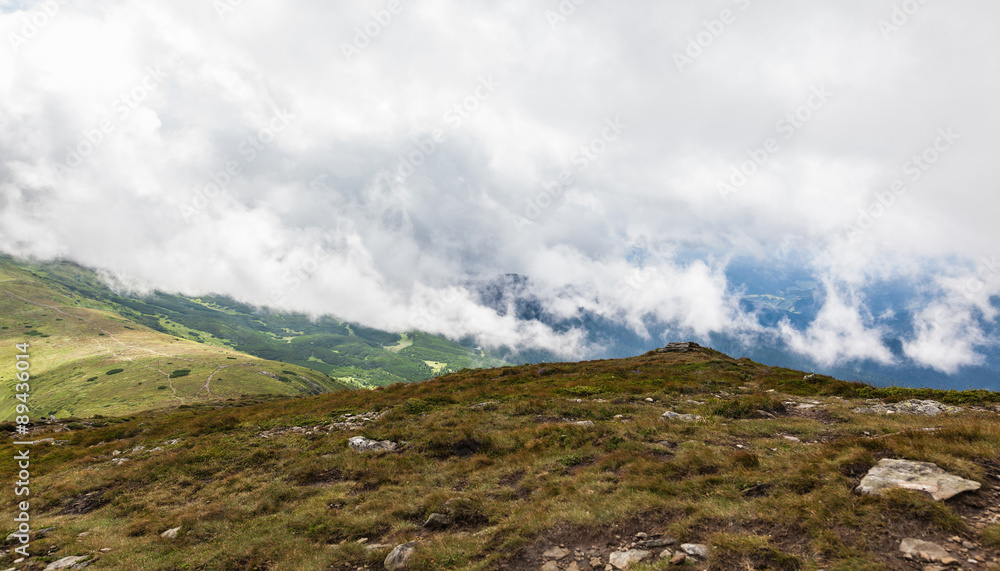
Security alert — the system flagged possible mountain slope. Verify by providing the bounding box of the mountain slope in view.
[0,259,353,418]
[2,346,998,570]
[14,257,506,387]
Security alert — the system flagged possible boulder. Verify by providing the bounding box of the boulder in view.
[857,459,981,501]
[384,542,416,570]
[349,436,400,453]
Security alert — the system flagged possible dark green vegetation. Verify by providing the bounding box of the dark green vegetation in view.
[2,348,998,570]
[12,257,505,387]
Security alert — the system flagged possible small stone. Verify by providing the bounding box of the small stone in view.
[608,549,651,568]
[645,398,654,402]
[940,557,958,565]
[100,548,111,553]
[670,552,686,565]
[590,557,604,567]
[543,546,571,560]
[422,513,451,531]
[659,549,673,559]
[566,562,581,571]
[635,532,648,540]
[784,435,801,443]
[161,526,181,539]
[539,562,560,571]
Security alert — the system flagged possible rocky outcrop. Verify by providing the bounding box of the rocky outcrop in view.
[852,399,962,416]
[656,342,702,353]
[857,459,981,501]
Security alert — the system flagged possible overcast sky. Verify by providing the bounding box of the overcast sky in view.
[1,0,998,370]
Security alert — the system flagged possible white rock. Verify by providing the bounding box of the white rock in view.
[899,538,950,562]
[161,526,181,539]
[681,543,711,559]
[608,549,651,568]
[857,459,981,501]
[349,436,400,453]
[43,557,89,571]
[384,542,416,570]
[661,411,700,422]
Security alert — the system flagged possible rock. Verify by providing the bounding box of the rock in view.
[348,436,400,453]
[899,538,950,562]
[543,546,571,559]
[574,420,595,427]
[644,397,654,402]
[857,459,981,501]
[853,399,962,416]
[539,562,560,571]
[566,562,581,571]
[637,537,676,548]
[590,557,604,567]
[681,543,710,560]
[608,549,651,568]
[161,526,181,539]
[661,411,700,422]
[783,435,801,443]
[657,342,702,353]
[384,542,416,570]
[422,513,451,531]
[670,552,687,565]
[43,557,89,571]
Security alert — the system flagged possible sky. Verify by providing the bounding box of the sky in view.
[1,0,998,372]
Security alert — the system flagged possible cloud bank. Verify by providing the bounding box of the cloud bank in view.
[1,0,999,370]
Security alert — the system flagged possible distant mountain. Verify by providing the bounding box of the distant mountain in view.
[473,264,1000,392]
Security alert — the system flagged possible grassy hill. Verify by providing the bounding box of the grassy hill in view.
[0,258,355,418]
[6,257,506,389]
[2,346,999,570]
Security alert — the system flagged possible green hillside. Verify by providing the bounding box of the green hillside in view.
[0,259,356,418]
[1,347,998,570]
[11,257,506,387]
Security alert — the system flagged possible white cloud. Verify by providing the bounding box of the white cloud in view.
[1,1,999,367]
